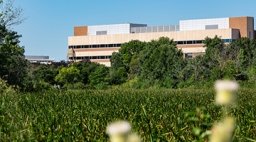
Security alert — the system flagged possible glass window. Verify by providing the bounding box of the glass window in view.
[205,25,218,30]
[96,31,107,35]
[177,41,183,44]
[187,41,193,44]
[195,40,203,44]
[185,53,193,59]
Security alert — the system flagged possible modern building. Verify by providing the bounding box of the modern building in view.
[68,16,255,67]
[25,55,54,64]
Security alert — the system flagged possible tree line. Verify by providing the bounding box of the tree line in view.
[109,37,256,88]
[3,34,256,92]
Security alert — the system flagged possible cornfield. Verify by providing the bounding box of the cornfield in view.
[0,89,255,141]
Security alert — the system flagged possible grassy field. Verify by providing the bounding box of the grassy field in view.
[0,89,256,141]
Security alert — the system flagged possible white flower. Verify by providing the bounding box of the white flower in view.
[214,80,239,92]
[214,80,239,105]
[127,133,141,142]
[106,121,131,142]
[108,135,126,142]
[106,121,131,135]
[210,117,235,142]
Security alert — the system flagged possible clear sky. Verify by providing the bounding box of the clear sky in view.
[13,0,256,61]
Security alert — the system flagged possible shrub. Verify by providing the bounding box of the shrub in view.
[0,78,15,94]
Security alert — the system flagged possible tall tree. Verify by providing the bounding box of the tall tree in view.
[110,40,146,84]
[0,0,23,27]
[139,37,184,88]
[0,23,28,86]
[0,0,28,87]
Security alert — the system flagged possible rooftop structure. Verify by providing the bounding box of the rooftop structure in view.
[68,16,255,66]
[25,55,54,64]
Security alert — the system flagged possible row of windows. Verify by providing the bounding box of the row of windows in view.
[176,40,203,44]
[69,39,234,49]
[70,54,194,61]
[69,56,111,60]
[69,44,122,49]
[175,39,233,45]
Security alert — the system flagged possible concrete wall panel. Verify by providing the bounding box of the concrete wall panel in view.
[180,18,229,31]
[69,29,233,45]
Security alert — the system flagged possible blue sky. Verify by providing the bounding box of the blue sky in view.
[14,0,256,61]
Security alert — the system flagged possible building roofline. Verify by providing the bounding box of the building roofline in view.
[180,16,254,21]
[230,16,254,18]
[75,16,254,28]
[75,23,147,27]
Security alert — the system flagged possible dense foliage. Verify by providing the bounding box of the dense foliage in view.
[0,0,28,89]
[138,37,184,88]
[110,36,256,89]
[0,89,255,141]
[7,36,254,91]
[0,23,28,87]
[23,36,256,91]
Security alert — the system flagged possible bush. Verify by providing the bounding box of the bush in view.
[63,82,86,90]
[0,78,15,94]
[21,76,53,92]
[55,66,81,85]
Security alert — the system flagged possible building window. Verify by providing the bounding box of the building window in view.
[205,25,218,30]
[96,31,107,35]
[177,41,184,44]
[185,53,193,59]
[68,43,122,49]
[195,40,203,44]
[187,41,193,44]
[69,56,112,60]
[223,39,233,43]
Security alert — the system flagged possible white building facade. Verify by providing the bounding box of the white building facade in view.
[68,16,255,66]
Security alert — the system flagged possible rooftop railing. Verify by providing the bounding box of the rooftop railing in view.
[130,25,180,33]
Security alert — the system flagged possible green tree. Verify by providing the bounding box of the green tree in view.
[0,0,23,26]
[0,0,28,89]
[74,62,100,85]
[203,36,224,66]
[110,40,146,84]
[0,24,28,87]
[33,65,59,85]
[218,38,256,81]
[89,65,109,88]
[109,52,127,84]
[139,37,184,88]
[179,56,209,87]
[203,36,228,81]
[118,40,146,72]
[228,38,256,69]
[55,66,81,85]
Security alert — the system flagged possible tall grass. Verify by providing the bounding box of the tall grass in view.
[0,89,255,141]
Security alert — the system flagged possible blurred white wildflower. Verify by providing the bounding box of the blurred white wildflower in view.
[127,133,141,142]
[215,80,239,92]
[210,117,235,142]
[214,80,239,105]
[106,121,131,142]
